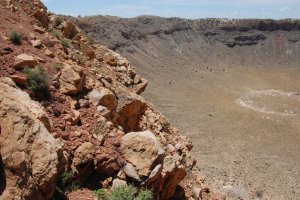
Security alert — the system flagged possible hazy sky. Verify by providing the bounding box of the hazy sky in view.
[42,0,300,19]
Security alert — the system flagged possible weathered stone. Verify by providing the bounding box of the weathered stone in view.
[33,9,49,27]
[72,142,95,180]
[62,21,78,39]
[10,74,26,85]
[14,54,38,70]
[121,131,165,177]
[81,42,95,59]
[114,87,147,132]
[111,179,127,191]
[94,150,120,176]
[60,64,86,95]
[88,88,117,110]
[31,39,43,48]
[44,49,54,58]
[133,75,141,84]
[34,25,46,34]
[123,162,141,182]
[0,78,65,200]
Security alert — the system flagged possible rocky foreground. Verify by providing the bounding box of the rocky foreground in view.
[0,0,224,200]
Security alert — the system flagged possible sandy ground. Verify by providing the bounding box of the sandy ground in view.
[133,62,300,200]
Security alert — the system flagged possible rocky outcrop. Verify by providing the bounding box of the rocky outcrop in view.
[88,87,117,110]
[121,131,165,177]
[0,78,65,200]
[60,63,86,95]
[114,87,147,132]
[14,54,38,70]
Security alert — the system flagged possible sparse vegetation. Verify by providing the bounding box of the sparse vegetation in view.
[162,121,171,131]
[53,63,62,71]
[95,185,153,200]
[23,66,49,95]
[54,16,64,28]
[57,170,79,193]
[50,28,60,39]
[74,53,85,64]
[10,31,21,45]
[87,36,95,44]
[61,38,71,48]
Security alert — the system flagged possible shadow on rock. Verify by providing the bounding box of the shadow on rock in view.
[0,154,6,195]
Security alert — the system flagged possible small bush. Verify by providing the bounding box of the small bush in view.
[53,63,62,71]
[87,36,95,44]
[23,66,49,95]
[74,53,84,64]
[162,121,171,131]
[61,38,70,48]
[95,185,153,200]
[10,31,21,44]
[54,16,64,27]
[51,29,60,39]
[57,170,79,194]
[95,189,111,200]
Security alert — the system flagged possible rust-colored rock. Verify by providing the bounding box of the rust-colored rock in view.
[60,63,86,95]
[114,87,147,132]
[88,87,117,110]
[14,54,38,70]
[0,78,65,200]
[121,130,165,177]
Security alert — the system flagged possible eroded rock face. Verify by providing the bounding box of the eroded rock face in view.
[121,131,165,177]
[88,87,117,110]
[0,78,65,200]
[62,21,79,39]
[60,63,86,95]
[114,87,147,132]
[14,54,38,70]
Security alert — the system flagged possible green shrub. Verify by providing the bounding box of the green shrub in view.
[10,31,21,44]
[23,66,49,94]
[57,170,79,194]
[61,38,70,48]
[53,63,62,71]
[74,53,84,64]
[51,29,60,39]
[87,36,95,44]
[54,16,64,27]
[95,189,111,200]
[95,185,153,200]
[162,121,171,131]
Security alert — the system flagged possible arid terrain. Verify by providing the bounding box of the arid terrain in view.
[73,16,300,199]
[1,1,225,200]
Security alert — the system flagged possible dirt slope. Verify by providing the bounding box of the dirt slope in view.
[73,16,300,199]
[0,1,225,200]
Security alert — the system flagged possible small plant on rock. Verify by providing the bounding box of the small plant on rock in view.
[61,37,70,48]
[162,121,171,131]
[23,66,49,95]
[10,31,21,45]
[95,185,153,200]
[53,63,62,71]
[50,28,60,39]
[54,16,64,27]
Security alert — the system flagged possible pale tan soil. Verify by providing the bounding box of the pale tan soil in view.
[137,65,300,200]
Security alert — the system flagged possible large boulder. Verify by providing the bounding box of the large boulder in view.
[60,63,86,95]
[14,54,38,70]
[121,131,165,177]
[88,87,117,110]
[0,78,65,200]
[114,87,147,132]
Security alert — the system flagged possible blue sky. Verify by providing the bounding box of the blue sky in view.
[42,0,300,19]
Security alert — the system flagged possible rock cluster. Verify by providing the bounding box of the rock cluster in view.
[0,1,224,200]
